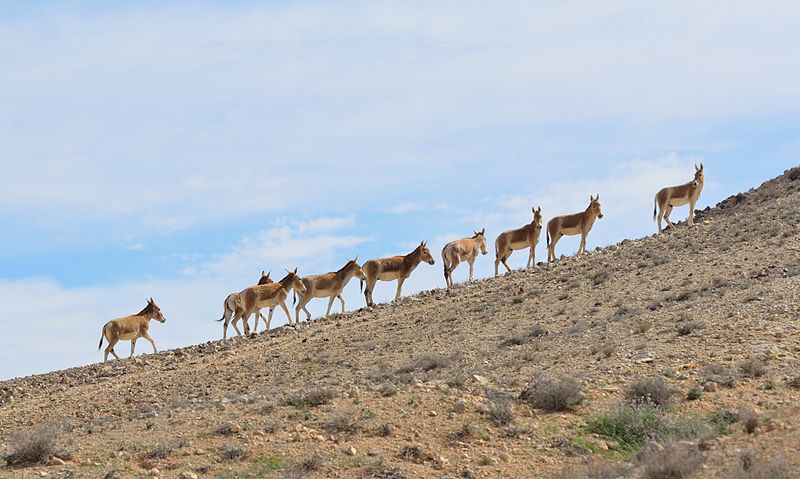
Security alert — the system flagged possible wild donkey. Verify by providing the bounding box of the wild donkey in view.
[363,241,435,307]
[442,229,487,287]
[98,298,166,362]
[547,195,603,262]
[494,207,543,276]
[229,268,307,337]
[294,258,365,323]
[217,271,272,338]
[653,164,704,234]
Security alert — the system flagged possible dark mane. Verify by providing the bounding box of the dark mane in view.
[336,260,356,274]
[137,302,155,316]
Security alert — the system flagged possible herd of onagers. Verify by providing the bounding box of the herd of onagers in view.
[98,165,705,361]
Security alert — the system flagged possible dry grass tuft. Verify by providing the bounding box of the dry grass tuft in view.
[4,424,59,466]
[519,374,584,412]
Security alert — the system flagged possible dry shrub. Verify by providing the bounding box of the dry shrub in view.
[4,424,59,466]
[220,444,249,462]
[739,359,768,379]
[734,449,792,479]
[639,442,704,479]
[285,387,337,407]
[701,364,738,388]
[519,374,584,412]
[450,423,482,443]
[395,353,450,374]
[677,321,705,336]
[625,377,679,408]
[738,409,760,434]
[486,396,514,427]
[322,411,362,435]
[551,460,630,479]
[786,376,800,389]
[360,457,409,479]
[283,449,324,479]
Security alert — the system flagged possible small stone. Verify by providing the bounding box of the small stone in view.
[344,446,357,456]
[47,457,66,466]
[462,468,477,478]
[451,400,467,413]
[178,472,198,479]
[148,468,160,476]
[428,410,438,417]
[704,382,718,392]
[472,375,489,386]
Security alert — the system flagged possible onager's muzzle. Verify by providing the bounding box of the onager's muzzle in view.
[598,214,604,219]
[427,259,436,265]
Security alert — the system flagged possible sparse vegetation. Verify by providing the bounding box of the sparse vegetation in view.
[738,409,760,434]
[739,359,768,379]
[701,364,738,388]
[285,387,337,408]
[519,374,584,412]
[4,424,59,466]
[638,442,704,479]
[485,396,515,427]
[733,450,792,479]
[395,353,451,374]
[220,444,249,462]
[551,460,630,479]
[501,324,547,346]
[322,411,362,435]
[625,377,679,408]
[677,320,705,336]
[686,386,703,401]
[282,450,324,479]
[585,404,666,452]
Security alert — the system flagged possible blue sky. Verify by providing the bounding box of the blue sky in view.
[1,1,798,380]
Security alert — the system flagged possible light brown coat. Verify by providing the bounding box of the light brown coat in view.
[226,269,307,338]
[443,229,487,287]
[547,196,604,262]
[653,164,704,234]
[495,207,543,275]
[295,259,365,322]
[363,242,435,306]
[98,298,166,362]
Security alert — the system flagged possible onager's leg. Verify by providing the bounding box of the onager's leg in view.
[501,250,513,273]
[688,200,697,225]
[253,308,263,333]
[446,258,461,287]
[231,314,243,337]
[527,247,535,270]
[325,295,336,316]
[365,277,377,306]
[395,277,406,301]
[579,232,587,255]
[130,339,137,358]
[337,294,346,313]
[104,337,120,362]
[657,204,666,234]
[295,296,309,324]
[266,308,275,331]
[549,233,562,262]
[143,332,157,353]
[468,257,476,281]
[664,205,675,230]
[279,300,293,326]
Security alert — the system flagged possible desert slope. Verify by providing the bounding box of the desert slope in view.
[1,167,799,479]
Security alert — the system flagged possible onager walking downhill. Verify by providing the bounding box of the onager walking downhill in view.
[98,298,166,362]
[229,268,307,337]
[547,195,604,262]
[294,258,366,323]
[363,241,435,307]
[653,163,705,234]
[217,271,272,338]
[494,207,543,276]
[442,229,487,287]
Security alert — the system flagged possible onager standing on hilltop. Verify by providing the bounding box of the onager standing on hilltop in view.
[442,229,487,287]
[363,242,435,307]
[547,196,604,262]
[294,258,365,323]
[653,163,705,234]
[218,271,272,337]
[227,268,307,338]
[98,298,166,362]
[494,207,543,276]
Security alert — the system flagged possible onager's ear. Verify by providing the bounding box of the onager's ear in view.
[700,163,704,170]
[293,267,298,274]
[590,195,595,202]
[536,206,541,213]
[481,228,485,235]
[596,194,600,200]
[695,163,700,171]
[261,270,265,276]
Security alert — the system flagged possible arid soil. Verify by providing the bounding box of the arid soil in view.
[1,168,799,479]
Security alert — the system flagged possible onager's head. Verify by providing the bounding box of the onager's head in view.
[694,163,704,184]
[145,297,166,323]
[283,268,307,295]
[532,206,543,230]
[350,257,366,280]
[257,270,273,285]
[418,241,435,265]
[588,195,603,219]
[473,229,488,255]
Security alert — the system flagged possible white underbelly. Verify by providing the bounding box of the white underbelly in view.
[378,271,401,281]
[668,197,690,207]
[509,240,530,250]
[118,332,139,341]
[560,225,581,236]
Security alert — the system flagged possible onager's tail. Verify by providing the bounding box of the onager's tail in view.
[98,326,105,350]
[359,279,364,293]
[216,296,235,322]
[443,263,449,282]
[292,291,297,306]
[546,230,551,247]
[653,197,657,221]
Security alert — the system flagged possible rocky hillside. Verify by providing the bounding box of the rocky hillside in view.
[1,168,800,479]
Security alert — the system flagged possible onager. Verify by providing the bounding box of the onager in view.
[231,268,307,337]
[294,258,366,323]
[217,270,272,339]
[442,229,487,287]
[547,195,604,262]
[98,298,166,362]
[494,206,543,276]
[363,241,435,307]
[653,163,704,234]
